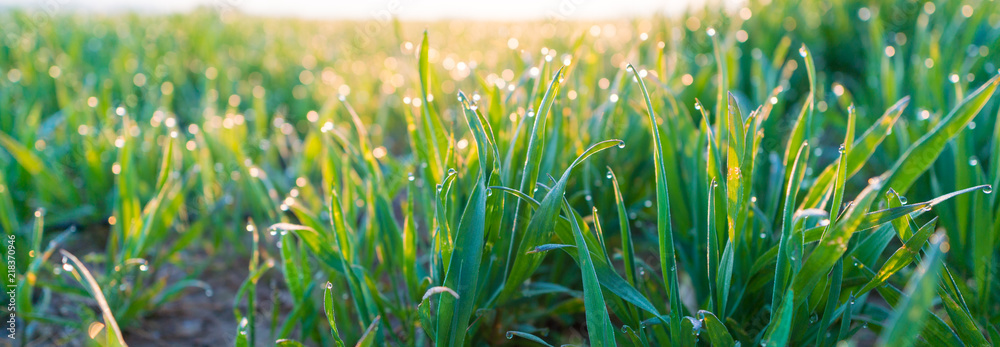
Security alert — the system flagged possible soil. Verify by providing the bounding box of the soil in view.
[8,224,292,347]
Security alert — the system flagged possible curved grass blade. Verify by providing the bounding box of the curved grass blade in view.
[435,109,491,347]
[884,75,999,193]
[502,67,565,290]
[801,98,908,209]
[819,105,856,241]
[854,184,992,231]
[772,142,809,311]
[607,167,638,288]
[59,250,128,347]
[500,139,621,302]
[707,179,720,312]
[788,174,885,309]
[323,282,346,347]
[763,289,794,347]
[856,264,962,346]
[814,260,843,346]
[525,243,576,254]
[858,218,937,295]
[697,310,735,347]
[356,316,381,347]
[496,184,667,329]
[876,234,948,347]
[629,63,683,339]
[562,197,616,346]
[505,331,554,347]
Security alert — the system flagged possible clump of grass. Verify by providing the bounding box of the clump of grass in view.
[1,0,999,345]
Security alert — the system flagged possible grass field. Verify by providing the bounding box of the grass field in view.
[2,0,1000,345]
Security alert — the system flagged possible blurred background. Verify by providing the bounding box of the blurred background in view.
[0,0,743,20]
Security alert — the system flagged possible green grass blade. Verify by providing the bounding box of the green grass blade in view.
[59,250,128,347]
[697,310,735,347]
[763,288,794,347]
[884,75,999,193]
[801,98,908,209]
[435,110,490,347]
[562,197,616,346]
[629,63,683,339]
[772,142,809,310]
[505,331,554,347]
[356,316,381,347]
[876,233,948,347]
[501,139,621,302]
[323,282,347,347]
[501,66,565,300]
[858,217,938,295]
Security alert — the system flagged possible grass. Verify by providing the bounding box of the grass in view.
[1,0,1000,345]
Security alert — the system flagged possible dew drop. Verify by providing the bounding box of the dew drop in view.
[408,173,415,182]
[918,110,930,120]
[448,168,457,176]
[606,170,613,179]
[617,141,626,148]
[838,144,846,154]
[760,233,766,239]
[487,188,494,197]
[984,185,993,194]
[809,314,817,323]
[269,229,278,236]
[885,189,896,200]
[62,263,73,271]
[706,27,716,37]
[139,264,148,272]
[327,282,334,289]
[694,103,701,110]
[898,196,908,204]
[436,184,443,192]
[969,157,979,166]
[506,332,514,339]
[644,200,653,208]
[799,45,808,57]
[205,289,214,297]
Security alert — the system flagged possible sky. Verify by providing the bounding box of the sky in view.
[0,0,744,20]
